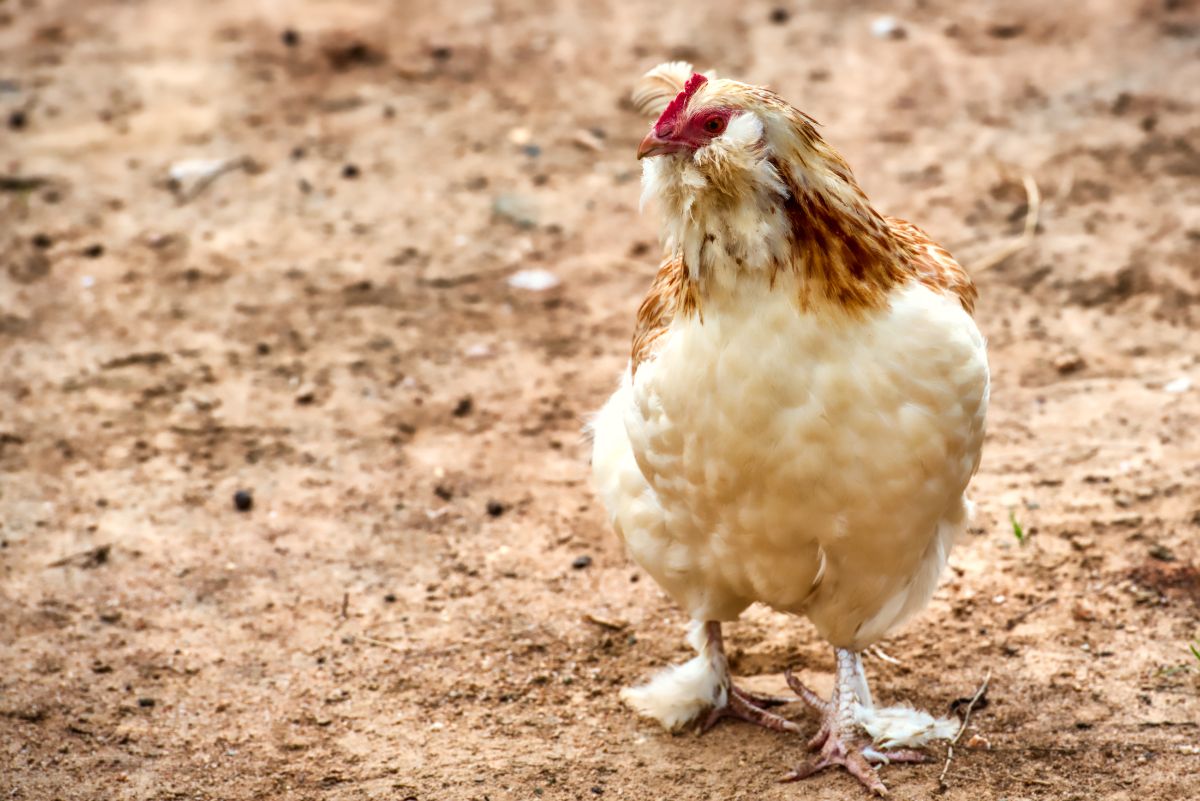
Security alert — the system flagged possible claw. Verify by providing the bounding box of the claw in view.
[782,650,935,795]
[700,684,801,734]
[781,758,824,782]
[782,751,889,797]
[862,746,929,765]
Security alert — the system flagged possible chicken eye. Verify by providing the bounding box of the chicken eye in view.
[704,116,726,134]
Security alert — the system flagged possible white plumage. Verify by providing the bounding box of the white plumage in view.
[596,277,985,634]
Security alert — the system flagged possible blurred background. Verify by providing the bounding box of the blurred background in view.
[2,1,1198,799]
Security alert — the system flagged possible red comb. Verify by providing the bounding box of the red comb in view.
[653,73,708,134]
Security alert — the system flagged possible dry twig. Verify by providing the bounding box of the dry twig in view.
[0,174,53,192]
[168,156,254,203]
[583,612,629,631]
[867,644,902,665]
[48,544,112,569]
[938,669,992,792]
[359,635,407,655]
[972,175,1040,272]
[1005,596,1056,631]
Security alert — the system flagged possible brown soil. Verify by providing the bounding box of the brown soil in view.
[3,1,1199,799]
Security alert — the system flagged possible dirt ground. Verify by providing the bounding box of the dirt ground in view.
[2,1,1199,799]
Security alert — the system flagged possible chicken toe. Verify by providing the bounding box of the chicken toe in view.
[700,684,801,734]
[782,725,929,796]
[782,650,935,796]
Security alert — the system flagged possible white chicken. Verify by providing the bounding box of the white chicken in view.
[590,63,989,795]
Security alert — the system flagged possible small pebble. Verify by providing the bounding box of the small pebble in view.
[1053,353,1086,375]
[82,243,105,258]
[1149,543,1175,562]
[507,269,560,291]
[870,16,907,39]
[571,129,604,152]
[281,28,300,47]
[384,593,397,603]
[486,500,506,517]
[137,697,156,708]
[430,45,452,61]
[8,110,26,130]
[572,555,593,570]
[769,7,790,24]
[233,490,254,512]
[452,396,473,417]
[1072,601,1096,622]
[342,164,360,179]
[987,23,1024,39]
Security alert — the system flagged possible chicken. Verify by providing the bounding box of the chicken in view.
[590,63,988,795]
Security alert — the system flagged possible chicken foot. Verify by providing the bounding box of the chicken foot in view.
[698,621,801,734]
[782,649,927,796]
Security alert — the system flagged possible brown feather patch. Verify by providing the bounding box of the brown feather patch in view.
[633,80,976,321]
[631,256,699,375]
[769,153,976,316]
[888,217,978,314]
[772,158,909,312]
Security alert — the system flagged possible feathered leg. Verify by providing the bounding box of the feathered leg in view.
[783,649,934,797]
[620,620,799,733]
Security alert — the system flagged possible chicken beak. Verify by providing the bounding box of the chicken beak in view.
[637,130,685,160]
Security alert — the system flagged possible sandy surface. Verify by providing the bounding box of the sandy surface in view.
[3,1,1200,799]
